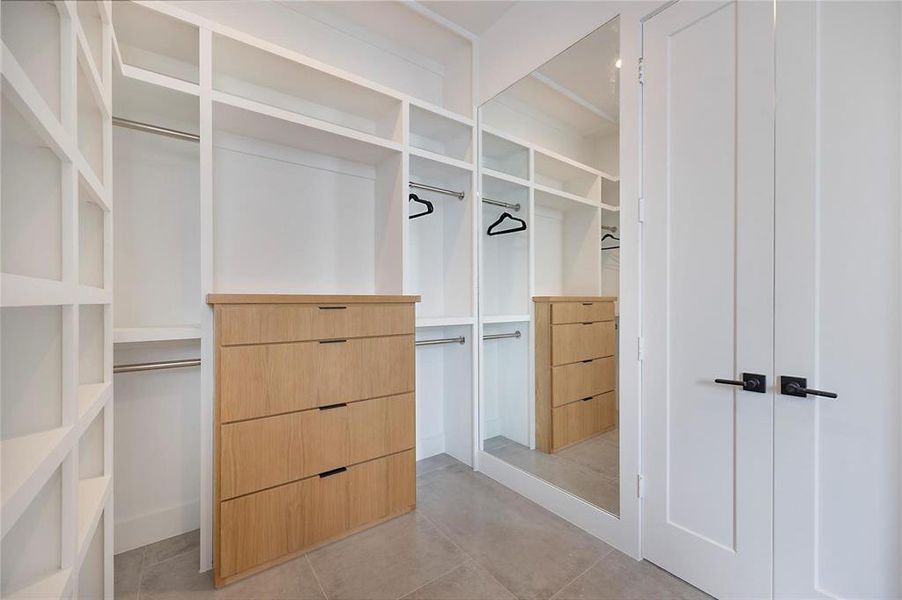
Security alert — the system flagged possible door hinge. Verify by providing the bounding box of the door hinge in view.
[638,196,646,223]
[638,58,645,85]
[637,336,645,361]
[637,474,646,498]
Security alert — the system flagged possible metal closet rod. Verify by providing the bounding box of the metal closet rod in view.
[410,181,465,200]
[415,336,466,347]
[483,330,521,341]
[112,116,200,143]
[482,197,521,212]
[114,359,201,374]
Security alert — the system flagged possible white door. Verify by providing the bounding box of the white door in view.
[641,2,775,598]
[774,2,901,598]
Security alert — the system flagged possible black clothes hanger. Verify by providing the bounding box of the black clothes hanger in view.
[602,233,620,251]
[408,193,434,219]
[487,211,527,236]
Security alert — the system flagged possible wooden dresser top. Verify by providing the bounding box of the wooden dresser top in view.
[207,294,421,305]
[532,295,617,303]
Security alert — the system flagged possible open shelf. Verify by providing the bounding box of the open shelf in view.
[1,0,61,120]
[415,324,473,465]
[483,315,531,325]
[602,177,620,209]
[213,34,403,144]
[534,150,600,202]
[113,1,199,84]
[534,184,599,211]
[534,193,601,297]
[2,467,64,597]
[416,316,475,328]
[482,173,530,318]
[275,2,473,118]
[481,321,530,448]
[78,411,105,481]
[408,154,474,321]
[213,99,404,294]
[113,326,201,344]
[113,77,200,333]
[482,130,529,181]
[409,104,473,164]
[78,382,111,421]
[78,61,105,183]
[77,502,106,600]
[79,185,105,289]
[79,305,105,386]
[1,94,63,282]
[76,1,104,84]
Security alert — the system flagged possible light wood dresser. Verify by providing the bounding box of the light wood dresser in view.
[534,296,617,453]
[207,294,420,586]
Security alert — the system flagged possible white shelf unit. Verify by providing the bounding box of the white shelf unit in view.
[103,2,479,569]
[112,0,199,84]
[1,1,114,598]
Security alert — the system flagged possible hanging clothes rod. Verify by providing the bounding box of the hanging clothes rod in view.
[482,197,521,212]
[410,181,465,200]
[602,225,618,233]
[112,116,200,143]
[415,336,466,347]
[483,330,521,341]
[114,359,201,374]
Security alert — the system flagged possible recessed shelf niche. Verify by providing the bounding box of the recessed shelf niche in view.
[113,1,199,84]
[1,0,61,119]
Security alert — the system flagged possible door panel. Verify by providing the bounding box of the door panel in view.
[642,2,774,597]
[774,3,902,598]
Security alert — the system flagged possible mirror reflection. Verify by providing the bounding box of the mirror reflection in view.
[479,17,621,516]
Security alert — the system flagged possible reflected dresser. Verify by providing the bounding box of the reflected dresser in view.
[207,294,419,586]
[534,296,617,453]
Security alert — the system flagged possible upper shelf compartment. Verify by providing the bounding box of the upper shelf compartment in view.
[1,0,62,120]
[482,130,529,182]
[409,104,473,165]
[534,150,600,204]
[212,34,403,144]
[113,1,199,84]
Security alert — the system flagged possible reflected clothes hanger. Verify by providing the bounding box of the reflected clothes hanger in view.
[408,193,434,219]
[602,232,620,251]
[487,211,527,236]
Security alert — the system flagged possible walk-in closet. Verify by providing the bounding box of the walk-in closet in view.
[2,2,899,599]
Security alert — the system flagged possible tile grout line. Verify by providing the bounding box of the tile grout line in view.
[416,510,518,599]
[393,556,469,600]
[135,546,147,600]
[548,547,615,600]
[305,553,330,600]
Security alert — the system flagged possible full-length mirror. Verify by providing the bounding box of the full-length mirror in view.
[479,17,621,516]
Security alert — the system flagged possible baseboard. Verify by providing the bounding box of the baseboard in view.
[114,500,200,554]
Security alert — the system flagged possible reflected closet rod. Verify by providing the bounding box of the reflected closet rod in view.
[114,359,201,374]
[602,225,618,233]
[415,336,466,347]
[409,181,465,200]
[483,330,521,341]
[112,116,200,143]
[482,197,521,212]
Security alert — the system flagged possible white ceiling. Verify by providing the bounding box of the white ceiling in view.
[418,1,516,35]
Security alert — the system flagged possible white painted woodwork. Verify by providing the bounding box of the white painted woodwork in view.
[1,1,114,597]
[773,3,901,598]
[641,2,775,598]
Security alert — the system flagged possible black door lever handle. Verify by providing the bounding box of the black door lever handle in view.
[714,372,766,393]
[781,376,837,399]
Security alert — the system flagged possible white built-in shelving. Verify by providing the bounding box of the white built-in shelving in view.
[1,2,113,597]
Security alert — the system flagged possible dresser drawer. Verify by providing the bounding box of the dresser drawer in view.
[551,301,614,325]
[219,303,415,345]
[219,469,349,578]
[551,356,615,407]
[220,405,350,500]
[348,449,415,529]
[552,392,615,450]
[220,335,415,422]
[551,322,615,365]
[349,393,415,464]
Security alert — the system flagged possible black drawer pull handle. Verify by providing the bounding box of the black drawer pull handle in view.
[581,396,593,402]
[318,306,347,310]
[319,403,347,411]
[319,467,347,478]
[581,359,594,364]
[319,339,348,344]
[582,322,593,325]
[582,303,593,306]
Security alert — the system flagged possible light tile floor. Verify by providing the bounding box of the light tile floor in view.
[115,454,706,600]
[485,429,620,515]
